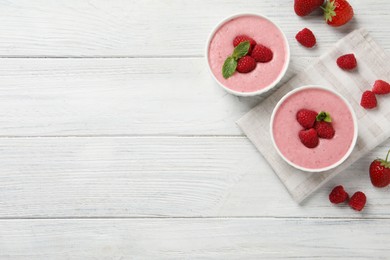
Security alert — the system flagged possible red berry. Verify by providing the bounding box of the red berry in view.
[349,191,366,211]
[299,128,319,148]
[314,121,335,139]
[372,80,390,95]
[324,0,354,27]
[370,161,390,188]
[369,149,390,188]
[296,109,318,129]
[236,56,256,73]
[295,28,316,48]
[233,35,257,55]
[360,90,377,109]
[329,185,349,204]
[294,0,325,17]
[337,54,357,70]
[251,44,273,63]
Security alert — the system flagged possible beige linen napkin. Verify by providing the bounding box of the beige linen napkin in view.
[237,28,390,203]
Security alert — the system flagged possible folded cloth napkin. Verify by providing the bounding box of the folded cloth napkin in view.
[237,28,390,203]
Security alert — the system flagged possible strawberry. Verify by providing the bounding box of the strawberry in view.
[323,0,354,27]
[251,44,273,63]
[296,109,318,129]
[294,0,325,17]
[299,128,319,148]
[236,56,256,73]
[372,80,390,95]
[360,90,377,109]
[329,185,349,204]
[315,121,335,139]
[295,28,316,48]
[337,54,357,70]
[369,149,390,188]
[349,191,366,211]
[233,35,257,55]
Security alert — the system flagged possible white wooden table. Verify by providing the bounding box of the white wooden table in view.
[1,0,389,258]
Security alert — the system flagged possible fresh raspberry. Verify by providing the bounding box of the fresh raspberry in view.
[236,56,256,73]
[372,80,390,95]
[299,128,319,148]
[250,44,273,63]
[360,90,377,109]
[233,35,257,55]
[295,28,316,48]
[314,121,335,139]
[296,109,318,129]
[349,191,366,211]
[294,0,325,17]
[329,185,349,204]
[337,54,357,70]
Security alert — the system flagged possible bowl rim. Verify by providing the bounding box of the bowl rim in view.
[269,85,359,173]
[205,13,291,97]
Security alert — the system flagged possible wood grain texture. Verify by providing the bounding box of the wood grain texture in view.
[1,218,390,259]
[0,57,311,136]
[0,136,389,218]
[0,0,388,57]
[0,0,389,258]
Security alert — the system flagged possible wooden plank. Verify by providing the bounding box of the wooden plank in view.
[1,218,390,259]
[0,0,388,57]
[0,136,389,218]
[0,57,310,136]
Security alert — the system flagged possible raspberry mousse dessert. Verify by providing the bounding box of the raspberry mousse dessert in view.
[207,14,290,96]
[270,86,358,172]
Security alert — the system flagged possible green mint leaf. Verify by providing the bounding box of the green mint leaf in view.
[221,41,250,79]
[316,111,332,122]
[222,56,237,79]
[232,41,250,60]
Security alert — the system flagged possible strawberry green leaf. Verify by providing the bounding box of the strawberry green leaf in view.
[222,56,237,79]
[232,41,250,60]
[316,111,332,122]
[378,150,390,168]
[323,0,337,22]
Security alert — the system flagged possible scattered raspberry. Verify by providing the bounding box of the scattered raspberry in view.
[233,35,257,55]
[329,185,349,204]
[372,80,390,95]
[294,0,325,17]
[295,28,316,48]
[337,54,357,70]
[236,56,256,73]
[296,109,318,129]
[299,128,319,148]
[360,90,377,109]
[250,44,273,63]
[349,191,366,211]
[314,121,335,139]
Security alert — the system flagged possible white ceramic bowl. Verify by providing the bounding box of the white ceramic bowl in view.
[270,86,358,172]
[206,13,290,97]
